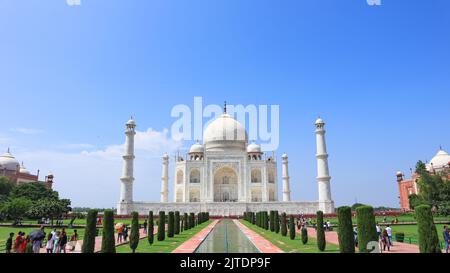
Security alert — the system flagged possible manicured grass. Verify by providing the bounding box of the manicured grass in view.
[322,214,449,226]
[115,220,212,253]
[392,224,447,246]
[240,220,340,253]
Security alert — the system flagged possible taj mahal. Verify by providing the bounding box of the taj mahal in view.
[117,105,335,216]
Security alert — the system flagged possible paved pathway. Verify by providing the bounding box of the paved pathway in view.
[303,228,420,253]
[233,220,284,253]
[172,220,219,253]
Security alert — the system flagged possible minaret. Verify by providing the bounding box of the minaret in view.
[315,118,334,213]
[119,118,136,206]
[281,154,291,202]
[161,153,169,203]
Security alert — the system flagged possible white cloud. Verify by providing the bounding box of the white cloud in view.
[10,128,44,135]
[14,128,181,208]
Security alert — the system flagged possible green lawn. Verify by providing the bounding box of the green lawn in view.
[240,221,340,253]
[115,220,212,253]
[392,224,447,246]
[321,214,449,226]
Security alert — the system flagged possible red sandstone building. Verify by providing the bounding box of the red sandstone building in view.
[0,148,54,189]
[397,149,450,211]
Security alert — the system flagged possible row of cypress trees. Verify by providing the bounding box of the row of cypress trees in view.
[244,211,300,242]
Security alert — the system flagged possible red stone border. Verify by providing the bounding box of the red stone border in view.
[172,220,220,253]
[233,220,284,253]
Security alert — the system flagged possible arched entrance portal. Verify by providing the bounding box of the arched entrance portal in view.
[214,167,238,202]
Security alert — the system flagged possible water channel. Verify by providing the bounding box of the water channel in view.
[195,219,260,253]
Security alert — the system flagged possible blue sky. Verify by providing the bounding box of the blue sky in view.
[0,0,449,208]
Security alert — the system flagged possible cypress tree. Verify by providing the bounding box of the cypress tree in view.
[289,216,296,240]
[252,212,256,225]
[274,211,280,234]
[168,212,175,238]
[82,209,98,253]
[416,205,441,253]
[129,212,140,253]
[184,213,189,230]
[174,211,180,235]
[317,211,326,252]
[264,212,269,230]
[337,206,355,253]
[101,210,116,253]
[281,213,287,237]
[356,206,378,253]
[189,213,195,229]
[270,211,275,232]
[301,227,308,245]
[148,211,154,245]
[158,211,166,241]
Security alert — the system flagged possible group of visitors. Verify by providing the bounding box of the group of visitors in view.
[376,223,393,252]
[5,226,78,254]
[116,224,130,244]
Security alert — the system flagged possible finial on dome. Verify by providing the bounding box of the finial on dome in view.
[7,147,10,153]
[224,101,227,114]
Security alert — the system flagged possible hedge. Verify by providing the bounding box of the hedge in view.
[281,213,287,237]
[148,211,154,245]
[168,212,175,238]
[316,211,326,252]
[158,211,166,241]
[129,212,140,253]
[270,211,275,232]
[174,211,180,235]
[415,205,441,253]
[289,216,296,240]
[301,227,308,245]
[101,210,116,253]
[356,206,378,253]
[81,210,98,253]
[337,206,355,253]
[184,213,189,231]
[274,211,280,234]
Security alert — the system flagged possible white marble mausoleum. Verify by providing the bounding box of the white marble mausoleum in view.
[117,106,335,216]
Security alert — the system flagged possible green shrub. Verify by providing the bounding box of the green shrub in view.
[289,216,296,240]
[101,210,116,253]
[264,211,269,230]
[148,211,154,245]
[129,212,140,253]
[415,205,441,253]
[174,211,180,235]
[158,211,166,241]
[270,211,275,232]
[337,206,355,253]
[168,212,175,238]
[356,206,378,253]
[184,213,189,230]
[301,227,308,245]
[189,213,195,229]
[81,209,98,253]
[274,211,280,234]
[281,213,287,237]
[316,211,326,252]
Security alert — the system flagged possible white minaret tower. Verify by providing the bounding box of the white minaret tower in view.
[119,118,136,214]
[315,118,334,213]
[161,153,169,203]
[281,154,291,202]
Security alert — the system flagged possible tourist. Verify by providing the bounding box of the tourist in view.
[117,225,124,243]
[5,233,14,254]
[123,225,129,241]
[13,232,23,253]
[20,233,28,253]
[53,231,61,253]
[385,225,393,246]
[381,229,390,252]
[24,236,33,254]
[353,227,358,247]
[443,226,450,254]
[376,223,382,239]
[51,228,57,241]
[46,233,54,254]
[327,220,332,231]
[143,219,148,234]
[59,228,68,254]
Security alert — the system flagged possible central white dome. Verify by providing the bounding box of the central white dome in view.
[427,149,450,170]
[203,113,248,152]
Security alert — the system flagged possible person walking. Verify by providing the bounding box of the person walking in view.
[13,232,23,253]
[117,225,124,243]
[143,220,148,235]
[20,233,27,253]
[59,228,68,254]
[385,225,393,247]
[376,223,382,239]
[443,226,450,254]
[5,233,14,254]
[381,229,390,252]
[24,237,33,253]
[123,225,129,241]
[46,233,54,254]
[53,231,61,253]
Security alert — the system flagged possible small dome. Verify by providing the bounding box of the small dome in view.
[427,149,450,170]
[282,153,288,159]
[315,118,325,125]
[247,142,261,153]
[203,113,248,151]
[126,118,136,126]
[189,142,204,154]
[19,162,30,174]
[0,150,20,171]
[396,171,403,176]
[163,153,169,159]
